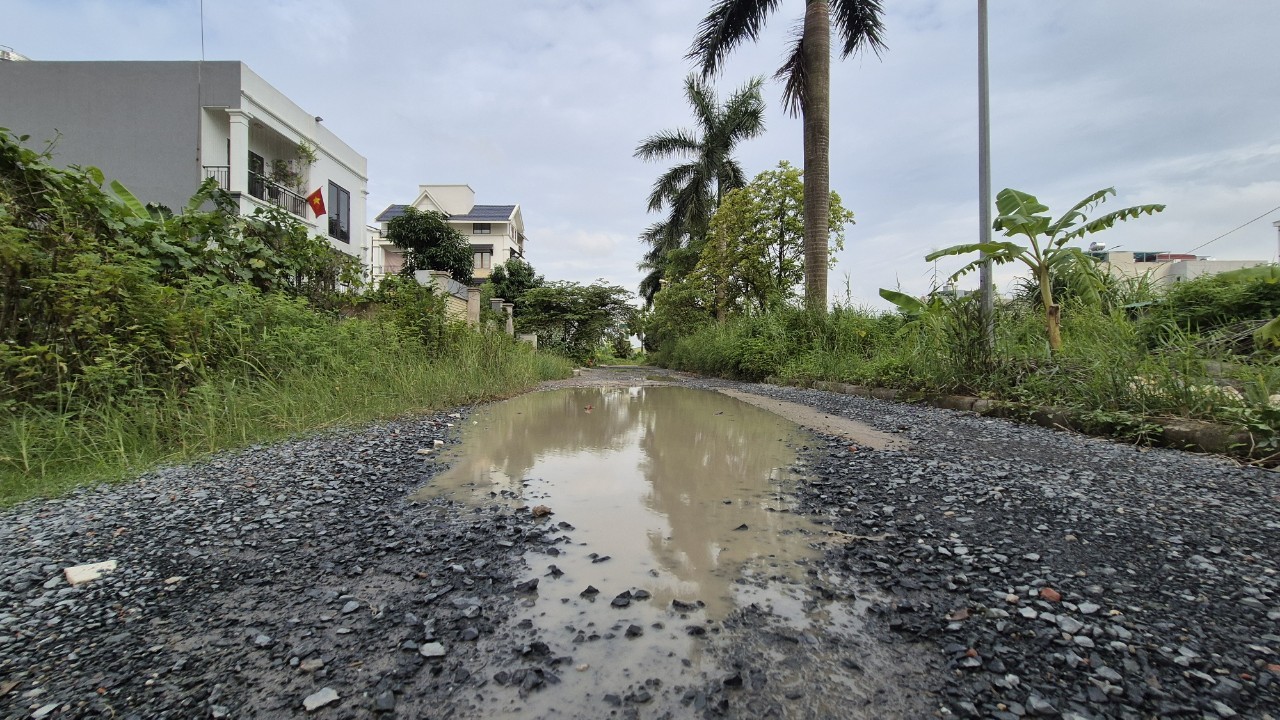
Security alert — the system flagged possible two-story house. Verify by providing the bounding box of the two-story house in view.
[0,60,368,262]
[373,184,527,284]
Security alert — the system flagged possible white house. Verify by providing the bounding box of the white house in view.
[373,184,527,284]
[0,60,368,261]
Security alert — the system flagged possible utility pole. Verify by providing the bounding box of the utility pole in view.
[1273,219,1280,263]
[978,0,994,346]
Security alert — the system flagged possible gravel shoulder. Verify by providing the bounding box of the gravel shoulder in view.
[2,367,1277,719]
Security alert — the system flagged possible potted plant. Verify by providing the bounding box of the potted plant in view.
[268,139,319,194]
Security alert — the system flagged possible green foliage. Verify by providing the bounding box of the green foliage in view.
[365,274,465,355]
[635,74,766,304]
[518,281,637,363]
[927,187,1165,350]
[699,161,853,315]
[0,125,575,502]
[487,258,544,313]
[1140,267,1280,343]
[2,322,573,504]
[639,277,715,353]
[385,207,474,284]
[654,298,1278,438]
[0,127,366,411]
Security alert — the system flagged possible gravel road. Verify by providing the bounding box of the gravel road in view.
[2,368,1276,719]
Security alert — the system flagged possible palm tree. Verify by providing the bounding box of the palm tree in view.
[635,74,765,305]
[689,0,886,312]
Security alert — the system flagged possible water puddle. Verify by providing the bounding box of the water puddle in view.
[411,387,854,715]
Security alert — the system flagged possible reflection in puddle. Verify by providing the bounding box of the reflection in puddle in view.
[413,386,828,716]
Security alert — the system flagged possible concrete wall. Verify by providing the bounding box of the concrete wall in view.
[1165,260,1266,283]
[0,61,241,212]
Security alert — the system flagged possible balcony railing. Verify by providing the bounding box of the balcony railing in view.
[247,171,307,218]
[202,165,230,190]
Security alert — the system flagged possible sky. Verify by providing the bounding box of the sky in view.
[5,0,1280,307]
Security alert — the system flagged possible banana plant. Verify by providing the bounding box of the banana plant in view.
[926,187,1164,351]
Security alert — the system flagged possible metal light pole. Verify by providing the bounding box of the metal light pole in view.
[978,0,995,346]
[1273,220,1280,263]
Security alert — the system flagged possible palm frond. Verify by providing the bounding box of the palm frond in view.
[688,0,781,78]
[774,25,806,117]
[647,162,700,213]
[684,75,720,132]
[831,0,887,59]
[634,129,702,161]
[721,75,767,143]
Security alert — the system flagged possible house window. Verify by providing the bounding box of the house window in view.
[328,181,350,243]
[473,223,492,235]
[473,251,492,270]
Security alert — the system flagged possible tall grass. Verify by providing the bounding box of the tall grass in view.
[1,320,572,505]
[654,299,1279,442]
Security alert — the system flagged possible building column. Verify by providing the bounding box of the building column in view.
[502,303,515,336]
[490,298,505,314]
[466,287,481,326]
[226,109,252,195]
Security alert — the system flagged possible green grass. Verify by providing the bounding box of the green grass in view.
[652,302,1280,448]
[0,322,572,506]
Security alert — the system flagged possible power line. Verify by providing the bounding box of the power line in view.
[1181,203,1280,256]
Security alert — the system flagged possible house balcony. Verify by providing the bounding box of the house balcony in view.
[201,165,307,218]
[202,164,230,190]
[247,171,307,217]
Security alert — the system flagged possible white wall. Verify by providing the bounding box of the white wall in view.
[418,185,475,215]
[239,64,369,259]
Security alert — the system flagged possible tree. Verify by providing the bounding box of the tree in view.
[699,161,854,317]
[518,281,637,363]
[487,258,543,308]
[689,0,886,313]
[635,74,765,305]
[926,187,1165,351]
[385,207,473,284]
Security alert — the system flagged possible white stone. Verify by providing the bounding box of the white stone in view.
[419,642,446,658]
[303,687,339,712]
[63,560,118,586]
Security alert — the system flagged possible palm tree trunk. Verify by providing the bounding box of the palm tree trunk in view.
[802,0,831,314]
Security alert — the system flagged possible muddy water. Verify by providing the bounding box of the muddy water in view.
[414,386,832,716]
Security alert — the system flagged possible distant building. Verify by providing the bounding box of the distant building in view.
[374,185,527,285]
[1087,249,1267,285]
[0,60,369,261]
[0,45,31,62]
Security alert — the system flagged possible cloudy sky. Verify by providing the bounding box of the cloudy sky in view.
[6,0,1280,306]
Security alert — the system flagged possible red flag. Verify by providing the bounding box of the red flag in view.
[306,187,326,217]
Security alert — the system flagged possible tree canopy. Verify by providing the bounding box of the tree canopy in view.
[385,207,473,284]
[487,258,543,308]
[698,161,854,316]
[518,281,637,363]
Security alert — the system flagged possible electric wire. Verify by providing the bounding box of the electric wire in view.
[1180,203,1280,256]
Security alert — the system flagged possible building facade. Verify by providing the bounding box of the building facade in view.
[373,185,526,284]
[1087,249,1267,286]
[0,61,368,260]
